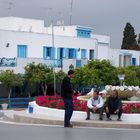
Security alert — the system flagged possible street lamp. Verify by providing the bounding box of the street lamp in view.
[118,74,125,86]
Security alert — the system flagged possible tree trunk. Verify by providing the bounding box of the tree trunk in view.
[41,82,47,96]
[8,87,12,108]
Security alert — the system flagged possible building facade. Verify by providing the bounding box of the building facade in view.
[0,17,139,74]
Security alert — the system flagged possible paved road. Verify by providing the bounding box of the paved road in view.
[0,122,140,140]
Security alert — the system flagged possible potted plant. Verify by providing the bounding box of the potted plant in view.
[1,101,8,110]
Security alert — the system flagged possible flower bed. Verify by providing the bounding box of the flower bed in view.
[36,95,140,114]
[123,103,140,113]
[36,95,87,112]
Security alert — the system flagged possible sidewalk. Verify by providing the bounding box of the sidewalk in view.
[1,109,140,129]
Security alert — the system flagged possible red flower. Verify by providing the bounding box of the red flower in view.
[36,95,140,113]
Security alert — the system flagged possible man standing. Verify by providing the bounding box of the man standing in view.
[104,90,122,121]
[61,70,74,128]
[86,90,104,120]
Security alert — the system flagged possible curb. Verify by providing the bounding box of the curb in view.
[6,114,140,129]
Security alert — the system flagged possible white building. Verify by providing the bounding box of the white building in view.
[0,17,139,74]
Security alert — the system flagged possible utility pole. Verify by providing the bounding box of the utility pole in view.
[70,0,73,25]
[51,21,56,97]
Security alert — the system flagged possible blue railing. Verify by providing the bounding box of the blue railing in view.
[43,59,62,67]
[0,97,35,108]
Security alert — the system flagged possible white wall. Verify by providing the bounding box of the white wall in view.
[47,25,77,37]
[0,29,97,73]
[97,44,109,60]
[0,17,46,33]
[93,34,110,44]
[109,49,140,67]
[0,30,97,59]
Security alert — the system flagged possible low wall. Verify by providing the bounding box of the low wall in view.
[28,101,140,122]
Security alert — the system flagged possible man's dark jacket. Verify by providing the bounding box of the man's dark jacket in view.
[61,76,73,99]
[105,96,122,110]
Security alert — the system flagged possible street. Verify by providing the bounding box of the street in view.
[0,122,140,140]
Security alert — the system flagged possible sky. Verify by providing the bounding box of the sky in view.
[0,0,140,48]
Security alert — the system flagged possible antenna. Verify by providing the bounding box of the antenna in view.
[69,0,73,25]
[8,1,14,16]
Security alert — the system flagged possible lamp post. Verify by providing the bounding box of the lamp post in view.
[118,74,125,86]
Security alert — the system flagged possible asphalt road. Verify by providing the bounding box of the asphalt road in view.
[0,122,140,140]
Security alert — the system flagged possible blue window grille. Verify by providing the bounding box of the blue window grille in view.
[17,45,27,58]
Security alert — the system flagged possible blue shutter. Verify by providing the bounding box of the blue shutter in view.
[63,48,65,58]
[57,48,60,59]
[65,48,69,59]
[74,49,77,59]
[50,47,52,59]
[62,48,65,58]
[43,47,46,59]
[81,49,84,59]
[52,47,56,59]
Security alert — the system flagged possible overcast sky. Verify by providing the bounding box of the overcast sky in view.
[0,0,140,48]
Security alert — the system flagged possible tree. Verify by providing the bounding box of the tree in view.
[24,62,54,96]
[56,70,66,83]
[121,22,137,50]
[116,66,140,86]
[0,70,24,105]
[137,33,140,45]
[72,60,117,88]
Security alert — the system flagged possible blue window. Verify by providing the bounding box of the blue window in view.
[65,48,77,59]
[81,49,87,59]
[89,50,94,60]
[69,49,74,59]
[77,30,91,38]
[76,60,81,68]
[76,26,92,38]
[43,46,54,59]
[132,58,136,66]
[69,49,77,59]
[17,45,27,58]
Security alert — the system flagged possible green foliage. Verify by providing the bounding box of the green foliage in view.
[55,70,66,83]
[72,59,117,87]
[116,66,140,86]
[86,60,117,86]
[124,66,140,85]
[72,60,140,87]
[0,70,23,87]
[24,62,54,84]
[121,22,137,49]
